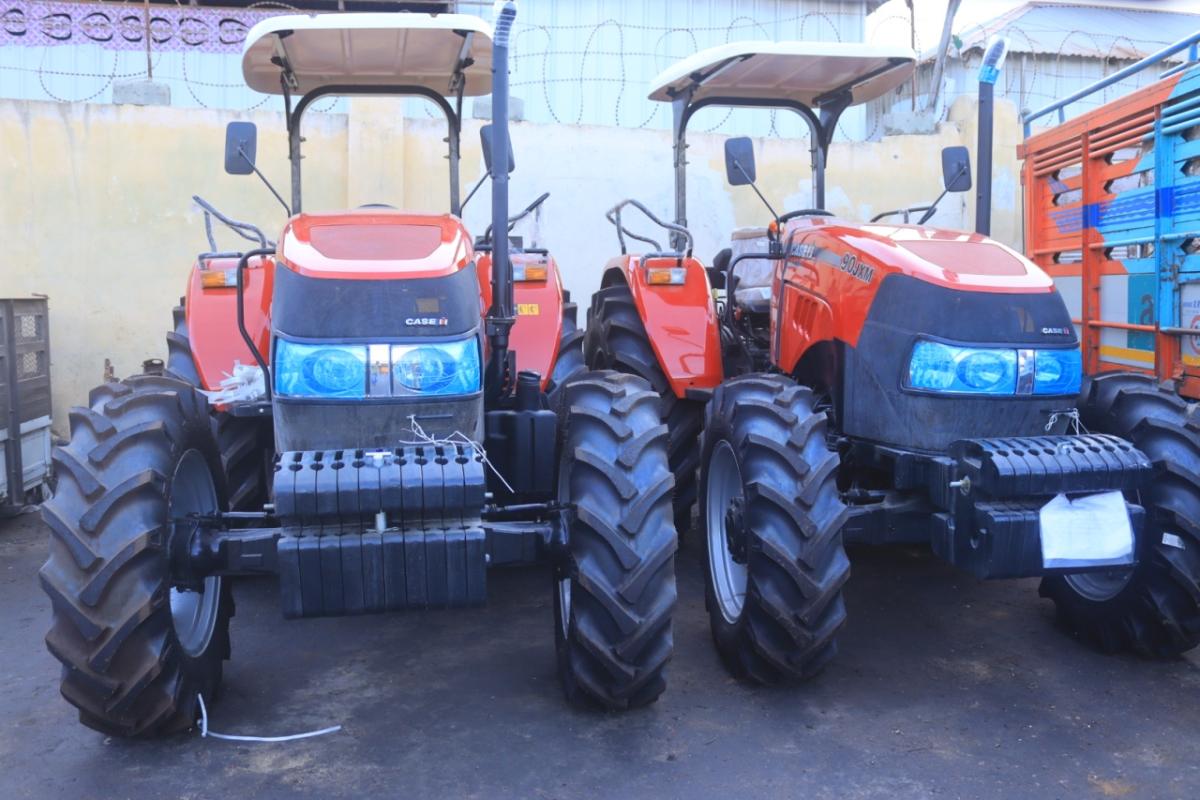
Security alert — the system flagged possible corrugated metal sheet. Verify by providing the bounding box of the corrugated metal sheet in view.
[868,51,1186,138]
[866,3,1200,139]
[925,3,1199,61]
[0,0,870,138]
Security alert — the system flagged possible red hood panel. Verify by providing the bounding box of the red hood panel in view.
[278,211,474,279]
[785,217,1053,292]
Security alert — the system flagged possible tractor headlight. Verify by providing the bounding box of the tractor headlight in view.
[907,341,1016,395]
[274,335,481,398]
[906,340,1081,397]
[391,338,481,396]
[274,341,368,399]
[1033,348,1082,396]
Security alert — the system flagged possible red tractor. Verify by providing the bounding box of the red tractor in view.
[40,7,677,737]
[585,42,1200,683]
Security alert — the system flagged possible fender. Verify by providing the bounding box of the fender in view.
[607,254,722,397]
[183,256,274,391]
[476,251,565,391]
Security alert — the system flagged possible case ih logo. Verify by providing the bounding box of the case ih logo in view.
[1041,326,1072,336]
[837,253,875,284]
[405,317,449,327]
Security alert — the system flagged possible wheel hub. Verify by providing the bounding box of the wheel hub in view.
[167,449,223,659]
[707,440,749,624]
[724,496,748,564]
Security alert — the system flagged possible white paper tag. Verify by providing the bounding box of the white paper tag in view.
[1039,491,1135,569]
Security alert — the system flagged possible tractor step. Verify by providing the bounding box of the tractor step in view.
[278,527,487,617]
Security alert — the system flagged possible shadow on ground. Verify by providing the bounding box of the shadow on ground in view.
[2,512,1197,799]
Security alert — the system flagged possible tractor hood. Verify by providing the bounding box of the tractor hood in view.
[785,216,1055,294]
[276,211,474,280]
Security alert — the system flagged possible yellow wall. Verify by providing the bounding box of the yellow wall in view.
[0,97,1021,432]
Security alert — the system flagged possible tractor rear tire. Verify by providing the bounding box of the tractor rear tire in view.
[584,283,703,536]
[545,292,586,404]
[553,371,677,709]
[699,374,850,683]
[167,302,266,511]
[1040,372,1200,657]
[40,375,233,737]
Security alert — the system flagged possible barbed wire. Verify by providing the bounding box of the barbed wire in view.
[0,2,1189,140]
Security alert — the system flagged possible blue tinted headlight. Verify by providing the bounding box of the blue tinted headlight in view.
[391,337,480,396]
[907,341,1017,395]
[1033,348,1082,395]
[275,341,367,398]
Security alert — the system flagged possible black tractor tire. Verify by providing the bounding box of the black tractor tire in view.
[584,283,703,535]
[545,292,586,404]
[167,302,266,512]
[553,371,677,709]
[1040,372,1200,657]
[699,374,850,684]
[40,375,234,737]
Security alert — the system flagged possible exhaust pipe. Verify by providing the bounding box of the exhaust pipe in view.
[975,35,1008,236]
[486,1,518,400]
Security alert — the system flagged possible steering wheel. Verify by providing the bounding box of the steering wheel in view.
[778,208,834,223]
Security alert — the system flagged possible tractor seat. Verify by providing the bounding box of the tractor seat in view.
[729,227,773,313]
[734,285,772,313]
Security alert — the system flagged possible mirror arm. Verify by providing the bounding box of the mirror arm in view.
[916,163,970,226]
[461,172,489,212]
[240,146,291,216]
[734,158,780,222]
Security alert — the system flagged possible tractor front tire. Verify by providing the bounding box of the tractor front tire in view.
[553,371,677,709]
[699,374,850,683]
[1040,372,1200,657]
[584,283,702,536]
[167,302,266,512]
[40,375,233,737]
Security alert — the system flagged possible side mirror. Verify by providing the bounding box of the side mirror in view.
[724,137,757,186]
[224,121,257,175]
[480,124,515,175]
[941,146,972,193]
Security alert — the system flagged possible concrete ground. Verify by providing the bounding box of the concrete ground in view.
[2,511,1198,800]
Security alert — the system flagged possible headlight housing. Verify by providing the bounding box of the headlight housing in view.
[274,335,480,399]
[391,338,481,396]
[275,342,368,399]
[906,340,1080,397]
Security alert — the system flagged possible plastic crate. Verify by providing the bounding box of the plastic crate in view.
[1,298,52,508]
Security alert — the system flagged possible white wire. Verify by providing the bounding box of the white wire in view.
[196,694,342,743]
[399,415,516,495]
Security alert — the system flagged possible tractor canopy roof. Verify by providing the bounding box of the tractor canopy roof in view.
[648,41,915,109]
[241,12,495,97]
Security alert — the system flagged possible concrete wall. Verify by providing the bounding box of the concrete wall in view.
[0,96,1021,433]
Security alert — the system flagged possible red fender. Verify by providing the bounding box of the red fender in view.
[476,251,566,391]
[606,254,722,397]
[183,256,275,391]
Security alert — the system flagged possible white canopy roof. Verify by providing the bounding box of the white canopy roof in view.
[648,41,915,107]
[242,13,495,97]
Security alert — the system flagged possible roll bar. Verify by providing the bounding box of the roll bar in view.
[284,83,463,216]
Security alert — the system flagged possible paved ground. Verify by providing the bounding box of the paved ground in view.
[2,511,1198,800]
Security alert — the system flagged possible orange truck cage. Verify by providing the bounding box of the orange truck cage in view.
[1019,34,1200,399]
